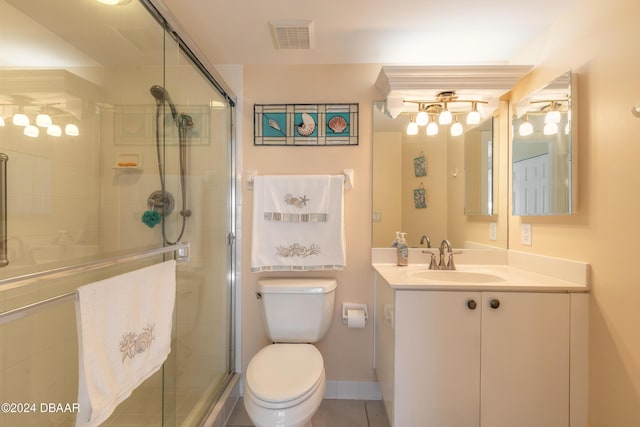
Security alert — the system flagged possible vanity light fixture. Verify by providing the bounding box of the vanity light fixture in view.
[426,118,439,136]
[404,92,488,136]
[415,104,429,126]
[439,103,452,125]
[450,118,463,137]
[406,114,419,136]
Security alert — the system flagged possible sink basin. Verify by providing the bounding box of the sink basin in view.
[409,270,505,283]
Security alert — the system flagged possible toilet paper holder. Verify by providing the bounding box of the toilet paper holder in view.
[341,303,368,324]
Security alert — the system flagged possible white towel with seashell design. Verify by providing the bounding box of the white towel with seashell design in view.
[251,175,346,271]
[262,175,330,223]
[74,260,176,427]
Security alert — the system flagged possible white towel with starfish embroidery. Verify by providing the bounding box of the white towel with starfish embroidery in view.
[75,260,176,427]
[262,175,330,223]
[251,175,345,271]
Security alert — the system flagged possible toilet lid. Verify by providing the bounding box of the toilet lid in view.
[246,344,324,405]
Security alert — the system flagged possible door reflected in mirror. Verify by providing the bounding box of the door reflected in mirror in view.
[512,71,574,216]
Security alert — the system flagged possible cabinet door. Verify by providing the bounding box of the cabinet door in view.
[481,292,570,427]
[395,291,481,427]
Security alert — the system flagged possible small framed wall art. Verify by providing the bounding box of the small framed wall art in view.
[254,103,359,146]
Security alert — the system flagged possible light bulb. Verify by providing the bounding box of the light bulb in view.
[426,121,438,136]
[13,113,29,127]
[406,121,418,136]
[439,109,452,125]
[450,121,463,137]
[543,122,559,135]
[415,111,429,126]
[564,123,570,135]
[47,124,62,137]
[519,121,534,136]
[0,116,4,127]
[36,113,52,127]
[545,110,561,124]
[65,123,80,136]
[24,125,39,138]
[466,110,481,125]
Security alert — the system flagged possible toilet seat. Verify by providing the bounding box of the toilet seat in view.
[246,344,324,410]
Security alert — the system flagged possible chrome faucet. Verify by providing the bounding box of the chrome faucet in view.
[439,239,453,270]
[421,239,459,270]
[419,235,431,248]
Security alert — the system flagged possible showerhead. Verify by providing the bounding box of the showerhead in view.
[150,85,178,122]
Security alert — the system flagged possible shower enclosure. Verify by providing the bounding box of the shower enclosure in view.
[0,0,235,426]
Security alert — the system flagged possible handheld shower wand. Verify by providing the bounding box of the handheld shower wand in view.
[150,85,179,126]
[148,84,192,244]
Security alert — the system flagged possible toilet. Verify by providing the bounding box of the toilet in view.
[244,278,337,427]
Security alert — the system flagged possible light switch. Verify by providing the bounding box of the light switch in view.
[489,222,497,241]
[520,224,532,246]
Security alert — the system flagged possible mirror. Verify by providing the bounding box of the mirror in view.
[512,71,574,216]
[373,102,507,249]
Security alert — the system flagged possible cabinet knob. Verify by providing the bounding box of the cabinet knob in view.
[490,299,500,309]
[467,299,477,310]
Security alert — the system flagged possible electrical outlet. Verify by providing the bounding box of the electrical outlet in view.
[489,222,497,241]
[520,224,532,246]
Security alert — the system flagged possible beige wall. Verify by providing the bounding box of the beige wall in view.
[509,0,640,425]
[241,64,381,382]
[372,131,402,248]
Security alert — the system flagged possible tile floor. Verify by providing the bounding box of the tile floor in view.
[226,398,391,427]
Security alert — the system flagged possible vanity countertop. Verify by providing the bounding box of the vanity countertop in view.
[373,262,589,293]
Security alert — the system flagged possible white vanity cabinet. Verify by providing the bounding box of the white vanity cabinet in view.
[377,280,575,427]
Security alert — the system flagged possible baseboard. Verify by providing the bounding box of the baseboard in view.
[323,380,382,400]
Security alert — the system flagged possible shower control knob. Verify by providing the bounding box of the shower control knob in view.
[467,299,477,310]
[490,299,500,309]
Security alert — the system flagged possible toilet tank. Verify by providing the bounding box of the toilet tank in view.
[257,278,336,343]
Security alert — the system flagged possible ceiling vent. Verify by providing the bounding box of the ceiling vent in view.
[269,20,314,50]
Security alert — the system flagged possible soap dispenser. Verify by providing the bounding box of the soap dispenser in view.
[396,232,408,266]
[391,231,401,248]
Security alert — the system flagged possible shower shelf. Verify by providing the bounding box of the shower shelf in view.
[113,153,142,172]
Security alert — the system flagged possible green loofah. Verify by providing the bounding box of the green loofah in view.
[141,210,162,228]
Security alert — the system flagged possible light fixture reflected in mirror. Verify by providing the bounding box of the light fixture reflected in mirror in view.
[543,122,559,135]
[36,113,52,128]
[406,114,418,136]
[13,113,29,127]
[47,124,62,137]
[24,125,39,138]
[466,102,481,125]
[65,123,80,136]
[518,115,534,136]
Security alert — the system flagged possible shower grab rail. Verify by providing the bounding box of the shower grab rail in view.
[0,242,189,326]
